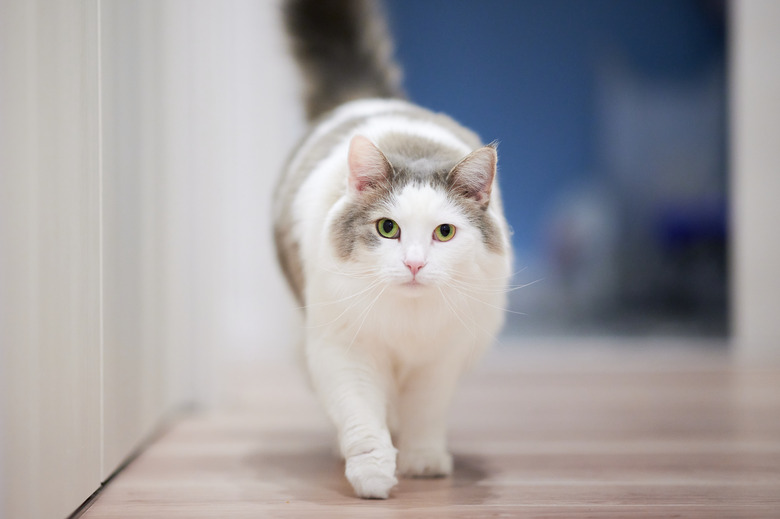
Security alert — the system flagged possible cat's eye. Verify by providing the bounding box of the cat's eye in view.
[377,218,400,239]
[434,223,456,242]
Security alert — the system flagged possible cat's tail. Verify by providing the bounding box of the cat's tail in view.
[283,0,404,121]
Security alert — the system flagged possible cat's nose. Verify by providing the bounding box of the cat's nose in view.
[404,259,426,276]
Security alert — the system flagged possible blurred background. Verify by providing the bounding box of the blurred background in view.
[386,0,729,338]
[0,1,777,518]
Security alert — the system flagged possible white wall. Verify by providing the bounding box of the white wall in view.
[731,0,780,362]
[0,1,302,517]
[0,2,101,517]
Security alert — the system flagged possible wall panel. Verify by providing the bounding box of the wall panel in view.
[732,0,780,361]
[100,0,193,477]
[0,1,102,517]
[0,1,301,516]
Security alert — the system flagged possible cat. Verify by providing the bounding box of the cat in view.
[273,0,512,499]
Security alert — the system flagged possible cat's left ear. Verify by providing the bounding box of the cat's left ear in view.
[448,144,497,208]
[347,135,392,195]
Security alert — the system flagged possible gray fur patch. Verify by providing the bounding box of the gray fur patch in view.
[273,225,305,305]
[376,133,461,191]
[284,0,404,121]
[448,193,505,254]
[332,190,392,260]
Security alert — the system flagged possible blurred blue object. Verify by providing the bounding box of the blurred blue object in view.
[385,0,727,337]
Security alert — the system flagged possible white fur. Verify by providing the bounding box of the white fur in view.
[289,100,512,499]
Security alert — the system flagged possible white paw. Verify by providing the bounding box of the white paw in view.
[397,448,453,478]
[345,447,398,499]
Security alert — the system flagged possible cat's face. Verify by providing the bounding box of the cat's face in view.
[329,135,505,295]
[358,184,489,292]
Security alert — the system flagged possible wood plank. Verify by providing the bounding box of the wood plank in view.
[80,347,780,518]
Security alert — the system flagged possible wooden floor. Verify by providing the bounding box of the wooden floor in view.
[80,342,780,518]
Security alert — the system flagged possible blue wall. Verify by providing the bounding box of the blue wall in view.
[385,0,728,336]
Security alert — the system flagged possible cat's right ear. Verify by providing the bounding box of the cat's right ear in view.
[347,135,392,195]
[447,145,497,208]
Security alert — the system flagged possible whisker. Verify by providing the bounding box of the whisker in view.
[305,283,382,329]
[446,267,529,282]
[346,284,387,352]
[443,283,510,352]
[448,277,543,293]
[439,286,506,366]
[445,283,528,316]
[437,286,478,340]
[316,264,379,278]
[296,278,382,310]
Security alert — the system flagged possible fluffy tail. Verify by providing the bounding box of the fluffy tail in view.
[283,0,404,121]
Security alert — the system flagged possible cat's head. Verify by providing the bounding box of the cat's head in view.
[330,134,507,295]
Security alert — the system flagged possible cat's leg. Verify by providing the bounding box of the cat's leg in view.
[396,356,466,478]
[306,338,397,499]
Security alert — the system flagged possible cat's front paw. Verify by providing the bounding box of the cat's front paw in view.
[397,448,453,478]
[345,447,398,499]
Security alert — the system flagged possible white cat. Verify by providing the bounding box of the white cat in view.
[274,0,512,499]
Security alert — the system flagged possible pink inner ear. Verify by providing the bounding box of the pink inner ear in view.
[348,135,391,193]
[449,146,497,206]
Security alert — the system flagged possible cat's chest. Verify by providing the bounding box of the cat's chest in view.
[363,293,467,361]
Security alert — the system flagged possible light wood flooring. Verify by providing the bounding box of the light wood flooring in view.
[80,342,780,518]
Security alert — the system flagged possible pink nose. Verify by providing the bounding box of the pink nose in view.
[405,260,425,276]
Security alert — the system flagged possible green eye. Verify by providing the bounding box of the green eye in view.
[434,223,456,242]
[377,218,400,239]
